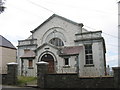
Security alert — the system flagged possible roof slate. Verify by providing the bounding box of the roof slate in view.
[59,46,83,56]
[0,35,16,49]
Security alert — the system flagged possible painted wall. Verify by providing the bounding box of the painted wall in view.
[17,45,37,76]
[21,59,36,76]
[32,17,83,46]
[36,44,78,74]
[78,41,106,76]
[17,15,106,76]
[0,47,16,74]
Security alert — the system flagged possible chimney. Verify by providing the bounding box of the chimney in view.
[78,23,84,33]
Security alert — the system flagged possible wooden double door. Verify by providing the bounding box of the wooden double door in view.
[41,54,54,73]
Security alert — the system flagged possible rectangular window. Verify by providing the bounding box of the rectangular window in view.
[64,58,69,66]
[24,49,30,54]
[28,60,33,68]
[85,44,93,65]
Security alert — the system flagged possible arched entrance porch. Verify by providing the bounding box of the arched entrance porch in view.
[41,54,55,73]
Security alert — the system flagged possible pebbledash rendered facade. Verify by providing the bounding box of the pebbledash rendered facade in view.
[17,14,106,77]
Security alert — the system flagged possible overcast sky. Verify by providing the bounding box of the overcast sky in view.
[0,0,118,67]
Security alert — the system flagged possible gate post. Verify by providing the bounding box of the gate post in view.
[112,67,120,88]
[36,61,48,88]
[7,62,18,85]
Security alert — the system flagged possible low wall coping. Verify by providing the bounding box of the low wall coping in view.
[112,67,120,70]
[47,73,77,75]
[79,76,113,79]
[7,62,18,65]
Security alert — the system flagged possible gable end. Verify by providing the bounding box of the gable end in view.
[31,14,84,33]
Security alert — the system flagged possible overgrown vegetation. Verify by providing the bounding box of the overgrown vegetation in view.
[0,0,6,14]
[17,76,37,86]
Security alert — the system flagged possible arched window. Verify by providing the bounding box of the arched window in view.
[49,38,64,46]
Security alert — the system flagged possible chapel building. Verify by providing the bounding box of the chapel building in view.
[17,14,106,77]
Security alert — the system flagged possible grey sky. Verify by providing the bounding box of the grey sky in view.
[0,0,118,67]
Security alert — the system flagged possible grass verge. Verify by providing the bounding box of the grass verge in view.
[17,76,37,87]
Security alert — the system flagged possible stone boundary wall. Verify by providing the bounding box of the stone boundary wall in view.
[112,67,120,88]
[1,62,18,85]
[0,74,1,90]
[1,74,7,85]
[45,74,114,88]
[2,62,119,88]
[37,62,120,88]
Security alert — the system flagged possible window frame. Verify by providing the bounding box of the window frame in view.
[64,58,69,66]
[28,60,33,69]
[49,38,64,46]
[24,49,30,54]
[84,44,93,65]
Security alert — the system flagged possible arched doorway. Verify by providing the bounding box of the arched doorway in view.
[41,54,54,73]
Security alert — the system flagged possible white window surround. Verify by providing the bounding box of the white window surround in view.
[84,44,93,65]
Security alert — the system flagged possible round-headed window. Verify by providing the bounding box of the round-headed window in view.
[49,38,64,46]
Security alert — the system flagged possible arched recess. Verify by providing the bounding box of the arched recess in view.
[38,51,57,73]
[41,27,67,45]
[49,37,64,46]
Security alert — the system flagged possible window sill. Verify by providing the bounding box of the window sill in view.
[28,67,34,69]
[84,64,94,67]
[63,66,70,68]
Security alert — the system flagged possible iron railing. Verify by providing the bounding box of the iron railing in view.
[17,66,114,77]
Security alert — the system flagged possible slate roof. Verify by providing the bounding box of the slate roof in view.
[0,35,16,49]
[59,46,83,56]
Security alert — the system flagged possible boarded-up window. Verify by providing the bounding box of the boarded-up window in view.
[24,49,30,54]
[28,60,33,68]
